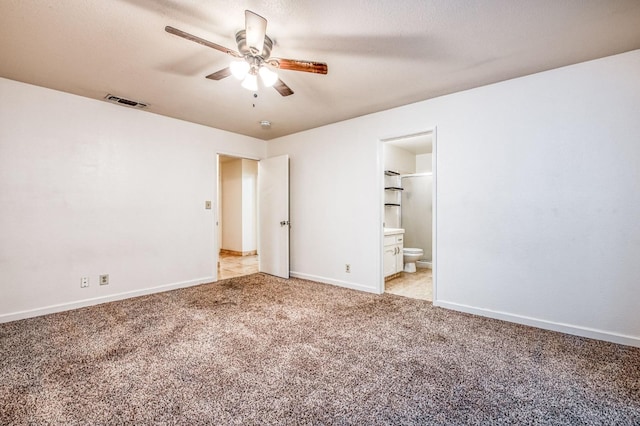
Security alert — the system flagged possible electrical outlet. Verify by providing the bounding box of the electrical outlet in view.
[345,264,351,273]
[81,276,89,288]
[99,274,109,286]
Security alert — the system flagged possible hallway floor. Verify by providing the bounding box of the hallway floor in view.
[218,253,259,280]
[385,267,433,301]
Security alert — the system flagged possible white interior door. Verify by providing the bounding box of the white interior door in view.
[258,154,289,278]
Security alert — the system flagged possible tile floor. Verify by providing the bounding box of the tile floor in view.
[218,253,259,280]
[385,267,433,301]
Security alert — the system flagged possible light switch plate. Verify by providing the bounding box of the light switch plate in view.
[205,201,212,209]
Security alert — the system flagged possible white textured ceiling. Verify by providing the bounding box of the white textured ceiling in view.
[2,1,640,140]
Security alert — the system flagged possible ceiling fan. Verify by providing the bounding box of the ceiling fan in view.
[165,10,328,96]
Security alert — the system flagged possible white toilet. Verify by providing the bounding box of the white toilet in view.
[403,248,424,273]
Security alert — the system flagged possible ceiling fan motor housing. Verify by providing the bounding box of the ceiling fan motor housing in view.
[235,30,273,59]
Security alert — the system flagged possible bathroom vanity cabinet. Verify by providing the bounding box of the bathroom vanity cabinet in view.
[384,230,404,278]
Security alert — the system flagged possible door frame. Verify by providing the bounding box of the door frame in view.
[377,128,438,302]
[214,151,261,281]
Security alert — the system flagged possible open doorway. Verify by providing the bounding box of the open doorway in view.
[217,154,259,279]
[216,153,290,281]
[380,131,435,301]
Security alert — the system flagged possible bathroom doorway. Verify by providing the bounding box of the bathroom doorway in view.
[380,131,436,301]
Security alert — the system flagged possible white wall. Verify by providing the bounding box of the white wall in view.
[0,77,265,321]
[416,153,432,173]
[220,158,257,254]
[268,49,640,347]
[241,159,258,252]
[221,159,243,252]
[383,144,415,174]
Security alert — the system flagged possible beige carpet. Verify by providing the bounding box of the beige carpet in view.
[1,273,639,424]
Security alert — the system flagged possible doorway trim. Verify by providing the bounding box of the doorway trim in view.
[378,128,438,302]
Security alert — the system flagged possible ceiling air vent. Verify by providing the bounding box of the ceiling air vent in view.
[104,94,148,109]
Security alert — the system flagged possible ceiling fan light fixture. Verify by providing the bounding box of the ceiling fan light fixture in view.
[165,10,326,98]
[241,73,258,91]
[259,66,278,87]
[230,60,250,80]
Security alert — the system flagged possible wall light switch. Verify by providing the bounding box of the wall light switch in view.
[205,201,212,210]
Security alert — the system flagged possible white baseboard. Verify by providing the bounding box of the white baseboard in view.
[9,276,635,349]
[0,276,215,324]
[290,271,380,294]
[434,300,640,348]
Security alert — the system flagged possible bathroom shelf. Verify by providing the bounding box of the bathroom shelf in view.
[385,186,404,191]
[385,203,401,207]
[384,170,400,176]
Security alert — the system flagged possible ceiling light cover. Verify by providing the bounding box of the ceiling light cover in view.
[259,66,278,87]
[241,73,258,91]
[230,61,250,80]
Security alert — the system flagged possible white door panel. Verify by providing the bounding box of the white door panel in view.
[258,155,290,278]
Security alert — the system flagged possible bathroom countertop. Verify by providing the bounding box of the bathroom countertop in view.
[384,228,405,236]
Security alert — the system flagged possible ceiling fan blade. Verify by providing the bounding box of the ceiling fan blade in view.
[206,68,232,80]
[269,58,328,75]
[245,10,267,55]
[273,79,294,97]
[165,26,241,58]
